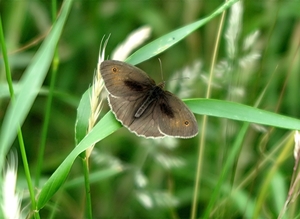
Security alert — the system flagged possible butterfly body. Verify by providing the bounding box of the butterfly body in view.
[134,82,165,118]
[100,60,198,138]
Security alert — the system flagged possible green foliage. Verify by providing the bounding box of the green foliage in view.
[1,0,300,218]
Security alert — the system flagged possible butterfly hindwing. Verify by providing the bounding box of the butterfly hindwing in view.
[156,92,198,138]
[108,94,164,138]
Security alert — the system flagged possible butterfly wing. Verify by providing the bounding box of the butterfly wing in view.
[156,92,198,138]
[108,94,164,138]
[100,60,156,97]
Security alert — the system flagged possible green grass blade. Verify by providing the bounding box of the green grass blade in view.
[125,0,239,65]
[203,123,249,218]
[75,88,91,144]
[0,0,73,169]
[185,99,300,130]
[64,168,123,189]
[37,111,121,209]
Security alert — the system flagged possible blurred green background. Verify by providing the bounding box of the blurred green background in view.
[1,0,300,218]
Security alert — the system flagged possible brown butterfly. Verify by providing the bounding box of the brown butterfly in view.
[100,60,198,138]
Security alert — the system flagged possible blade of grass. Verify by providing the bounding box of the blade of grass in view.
[0,83,79,107]
[37,111,121,209]
[202,123,249,218]
[191,2,227,218]
[64,167,122,189]
[125,0,239,65]
[203,170,257,218]
[0,15,36,219]
[0,0,73,170]
[253,138,292,219]
[0,1,73,218]
[209,132,293,217]
[35,0,60,188]
[185,99,300,130]
[75,88,92,144]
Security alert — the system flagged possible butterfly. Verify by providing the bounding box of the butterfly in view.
[100,60,198,138]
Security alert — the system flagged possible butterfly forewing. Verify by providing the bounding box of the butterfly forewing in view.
[100,60,155,97]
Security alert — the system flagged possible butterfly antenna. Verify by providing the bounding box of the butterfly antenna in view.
[158,58,164,82]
